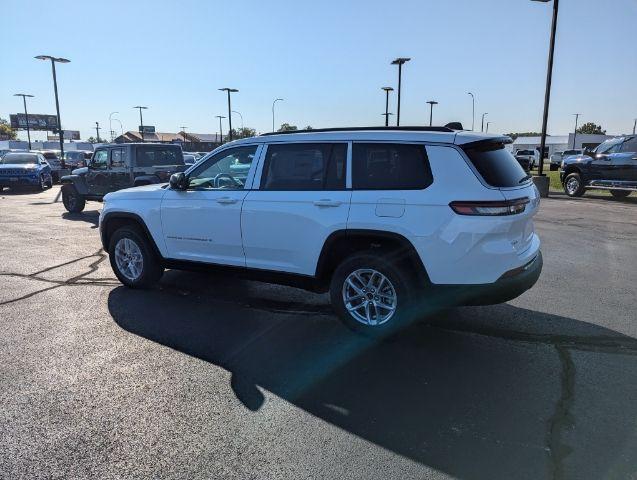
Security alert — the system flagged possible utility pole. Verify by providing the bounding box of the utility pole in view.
[95,122,101,143]
[13,93,34,150]
[467,92,475,131]
[180,126,188,145]
[391,57,410,126]
[134,106,148,142]
[633,118,636,135]
[215,115,226,143]
[481,113,488,132]
[572,113,581,149]
[219,88,238,141]
[381,87,393,127]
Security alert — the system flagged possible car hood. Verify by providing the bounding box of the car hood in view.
[0,163,38,169]
[71,166,88,175]
[104,182,168,202]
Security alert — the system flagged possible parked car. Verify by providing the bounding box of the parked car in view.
[64,150,93,170]
[99,127,542,335]
[549,151,564,171]
[37,150,63,181]
[183,154,198,166]
[560,136,637,198]
[514,149,539,171]
[0,152,53,191]
[60,143,186,213]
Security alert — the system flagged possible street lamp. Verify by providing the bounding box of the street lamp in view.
[532,0,560,181]
[486,121,492,133]
[481,112,488,132]
[632,118,636,135]
[391,57,410,126]
[112,118,124,138]
[94,122,101,143]
[35,55,70,167]
[219,88,238,141]
[13,93,34,149]
[180,126,188,144]
[381,87,393,127]
[232,110,244,132]
[133,106,148,142]
[572,113,581,149]
[272,98,284,132]
[109,112,119,142]
[467,92,475,131]
[426,100,438,127]
[215,115,226,143]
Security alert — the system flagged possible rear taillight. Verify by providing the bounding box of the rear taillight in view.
[449,197,529,216]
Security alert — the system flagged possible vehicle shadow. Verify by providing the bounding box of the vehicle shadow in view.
[61,210,100,228]
[0,187,44,196]
[108,271,637,479]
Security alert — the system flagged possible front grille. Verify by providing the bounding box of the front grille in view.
[0,169,31,176]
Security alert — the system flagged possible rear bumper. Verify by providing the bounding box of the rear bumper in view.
[430,251,543,306]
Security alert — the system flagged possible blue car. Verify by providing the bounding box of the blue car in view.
[0,152,53,191]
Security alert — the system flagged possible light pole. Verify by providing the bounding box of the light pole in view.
[112,118,123,138]
[180,126,188,145]
[381,87,394,127]
[35,55,70,168]
[219,88,238,141]
[481,112,488,132]
[486,121,492,133]
[272,98,284,132]
[632,119,636,135]
[381,112,394,124]
[532,0,560,180]
[94,122,101,143]
[232,110,244,131]
[215,115,226,143]
[14,93,34,150]
[467,92,475,131]
[426,100,438,127]
[572,113,581,149]
[133,106,148,142]
[109,112,119,142]
[391,57,411,126]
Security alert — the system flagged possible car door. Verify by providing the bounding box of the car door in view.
[618,136,637,182]
[109,147,131,192]
[160,144,261,265]
[86,149,111,196]
[590,138,623,181]
[242,142,351,275]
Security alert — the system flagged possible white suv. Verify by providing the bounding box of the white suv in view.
[99,127,542,334]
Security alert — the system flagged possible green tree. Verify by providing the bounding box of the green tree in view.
[304,125,313,130]
[277,123,298,132]
[86,136,106,144]
[228,127,257,139]
[0,118,17,140]
[576,122,606,135]
[505,132,543,141]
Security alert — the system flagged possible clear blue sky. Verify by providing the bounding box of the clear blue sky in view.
[1,0,636,141]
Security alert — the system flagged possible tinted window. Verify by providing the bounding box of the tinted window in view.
[620,137,637,153]
[0,153,39,164]
[463,142,528,187]
[563,150,581,156]
[261,143,346,191]
[136,147,183,167]
[188,145,257,190]
[352,143,432,190]
[110,148,127,168]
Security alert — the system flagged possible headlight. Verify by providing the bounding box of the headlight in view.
[560,161,564,169]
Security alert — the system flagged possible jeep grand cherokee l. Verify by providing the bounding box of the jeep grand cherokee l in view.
[99,127,542,334]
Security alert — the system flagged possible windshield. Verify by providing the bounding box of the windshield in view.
[595,138,623,154]
[0,153,39,165]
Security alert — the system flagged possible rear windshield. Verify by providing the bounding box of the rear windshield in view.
[463,142,529,187]
[135,147,184,167]
[1,153,38,164]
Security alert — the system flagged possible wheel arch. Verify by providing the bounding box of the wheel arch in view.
[100,212,162,258]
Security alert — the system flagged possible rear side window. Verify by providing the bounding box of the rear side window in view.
[110,148,127,168]
[136,147,183,167]
[463,142,528,187]
[620,137,637,153]
[352,143,432,190]
[261,143,346,191]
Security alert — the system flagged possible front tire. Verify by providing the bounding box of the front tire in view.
[330,252,414,336]
[563,173,585,197]
[62,185,86,212]
[610,190,631,198]
[108,226,163,288]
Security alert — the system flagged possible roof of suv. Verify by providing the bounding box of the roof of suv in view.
[228,128,509,147]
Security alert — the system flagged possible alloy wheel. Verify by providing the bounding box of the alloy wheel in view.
[342,268,397,326]
[114,238,144,282]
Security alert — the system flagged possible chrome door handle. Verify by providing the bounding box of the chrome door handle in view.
[313,199,342,207]
[216,197,238,204]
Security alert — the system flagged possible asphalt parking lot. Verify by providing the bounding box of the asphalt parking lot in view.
[1,186,636,480]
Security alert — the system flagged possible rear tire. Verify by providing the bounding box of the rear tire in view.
[563,173,585,197]
[37,174,46,191]
[62,185,86,212]
[330,252,416,336]
[108,226,163,288]
[610,190,631,198]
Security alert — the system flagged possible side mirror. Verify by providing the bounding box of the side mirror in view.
[169,172,188,190]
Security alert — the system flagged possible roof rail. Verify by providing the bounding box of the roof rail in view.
[260,126,455,136]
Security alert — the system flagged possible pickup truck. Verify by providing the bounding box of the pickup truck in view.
[60,143,185,212]
[560,136,637,198]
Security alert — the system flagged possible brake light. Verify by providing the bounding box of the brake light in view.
[449,197,529,216]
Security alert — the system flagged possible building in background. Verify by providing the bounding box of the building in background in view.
[510,133,616,157]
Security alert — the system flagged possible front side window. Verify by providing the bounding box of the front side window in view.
[187,145,257,190]
[136,147,183,167]
[352,143,432,190]
[110,148,127,168]
[260,143,346,191]
[91,150,108,170]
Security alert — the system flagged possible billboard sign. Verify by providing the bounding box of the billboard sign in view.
[47,130,81,141]
[139,125,155,134]
[10,113,58,131]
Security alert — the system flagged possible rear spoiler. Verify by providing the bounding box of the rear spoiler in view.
[461,136,513,151]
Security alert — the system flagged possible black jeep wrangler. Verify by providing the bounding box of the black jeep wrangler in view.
[60,143,185,212]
